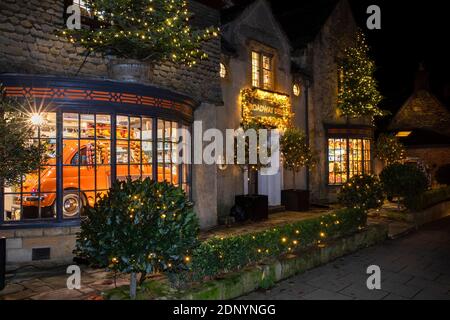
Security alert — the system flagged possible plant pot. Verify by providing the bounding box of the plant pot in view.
[106,56,154,84]
[281,189,310,212]
[234,195,268,221]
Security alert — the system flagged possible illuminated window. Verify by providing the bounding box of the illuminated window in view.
[252,51,260,88]
[262,54,272,89]
[328,138,372,185]
[252,51,273,90]
[293,84,301,96]
[220,62,227,78]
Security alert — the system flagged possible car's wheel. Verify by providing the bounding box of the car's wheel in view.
[52,192,86,218]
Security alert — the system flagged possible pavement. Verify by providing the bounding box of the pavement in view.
[1,215,449,300]
[239,216,450,300]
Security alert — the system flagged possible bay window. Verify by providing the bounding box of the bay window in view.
[328,136,372,185]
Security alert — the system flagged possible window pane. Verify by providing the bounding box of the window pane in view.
[142,141,152,164]
[142,117,152,140]
[328,138,347,185]
[130,141,141,164]
[349,139,363,178]
[116,140,129,164]
[63,113,79,138]
[40,113,57,138]
[130,117,141,140]
[117,116,129,139]
[96,140,110,165]
[252,51,260,87]
[80,114,95,138]
[96,115,111,139]
[363,139,372,174]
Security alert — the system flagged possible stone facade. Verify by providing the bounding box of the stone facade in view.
[216,0,305,221]
[292,0,369,202]
[2,226,79,267]
[0,0,222,105]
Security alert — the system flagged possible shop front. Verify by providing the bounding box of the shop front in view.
[0,74,195,263]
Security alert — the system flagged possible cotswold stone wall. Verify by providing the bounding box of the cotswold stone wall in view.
[295,0,369,202]
[0,0,222,104]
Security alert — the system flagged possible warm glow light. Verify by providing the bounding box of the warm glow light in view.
[30,113,44,126]
[395,131,412,138]
[220,62,227,78]
[293,84,301,96]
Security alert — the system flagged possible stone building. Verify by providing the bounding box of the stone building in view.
[388,66,450,184]
[0,0,222,265]
[0,0,373,265]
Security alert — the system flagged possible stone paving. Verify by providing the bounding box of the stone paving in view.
[239,216,450,300]
[0,265,130,300]
[1,213,449,300]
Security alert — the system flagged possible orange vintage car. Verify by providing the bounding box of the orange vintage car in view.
[17,140,177,218]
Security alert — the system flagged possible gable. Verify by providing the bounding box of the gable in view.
[222,0,291,56]
[389,90,450,137]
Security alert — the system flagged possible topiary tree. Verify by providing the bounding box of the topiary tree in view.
[60,0,219,66]
[380,163,429,210]
[338,175,385,212]
[0,85,47,186]
[75,178,199,299]
[435,164,450,186]
[337,30,385,119]
[375,134,406,165]
[280,127,315,189]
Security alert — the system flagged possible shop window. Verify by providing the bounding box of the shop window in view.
[3,112,57,222]
[328,138,372,185]
[3,111,191,223]
[251,51,274,90]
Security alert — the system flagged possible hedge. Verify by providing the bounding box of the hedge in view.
[191,208,366,279]
[407,186,450,211]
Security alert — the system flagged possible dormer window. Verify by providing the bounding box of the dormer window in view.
[251,51,273,90]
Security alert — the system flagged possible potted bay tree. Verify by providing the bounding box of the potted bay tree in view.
[280,127,315,211]
[232,125,271,222]
[60,0,218,82]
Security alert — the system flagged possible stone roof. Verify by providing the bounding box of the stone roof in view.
[221,0,340,49]
[388,90,450,137]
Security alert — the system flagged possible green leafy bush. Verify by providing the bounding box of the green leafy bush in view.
[75,178,199,296]
[338,175,385,211]
[435,164,450,186]
[375,134,406,165]
[380,163,429,209]
[191,208,366,279]
[406,186,450,211]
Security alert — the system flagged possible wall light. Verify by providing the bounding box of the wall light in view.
[293,83,301,97]
[395,131,412,138]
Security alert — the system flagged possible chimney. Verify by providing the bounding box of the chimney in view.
[414,62,430,92]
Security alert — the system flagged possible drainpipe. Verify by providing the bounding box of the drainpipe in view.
[0,237,5,291]
[304,80,310,191]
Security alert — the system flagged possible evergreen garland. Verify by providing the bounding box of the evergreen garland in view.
[60,0,219,66]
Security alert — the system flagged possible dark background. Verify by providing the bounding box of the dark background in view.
[209,0,450,129]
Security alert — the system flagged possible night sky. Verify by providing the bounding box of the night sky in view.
[221,0,450,129]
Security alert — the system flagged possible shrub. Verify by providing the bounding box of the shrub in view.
[435,164,450,186]
[75,178,199,298]
[375,134,406,165]
[191,208,366,279]
[380,163,428,209]
[406,186,450,211]
[338,175,385,211]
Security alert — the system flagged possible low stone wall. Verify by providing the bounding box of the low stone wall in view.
[0,227,80,269]
[105,223,388,300]
[410,200,450,226]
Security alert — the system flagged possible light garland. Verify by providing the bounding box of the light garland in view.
[60,0,219,66]
[241,88,293,130]
[337,31,385,119]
